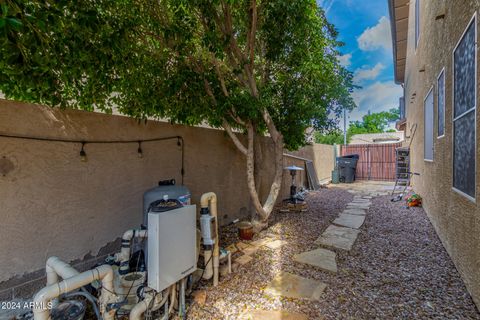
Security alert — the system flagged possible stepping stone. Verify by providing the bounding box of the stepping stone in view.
[239,310,309,320]
[352,199,371,203]
[314,225,360,251]
[235,254,253,265]
[351,199,371,204]
[251,237,275,247]
[342,208,366,216]
[333,213,365,229]
[347,204,370,209]
[242,246,259,256]
[265,239,287,250]
[362,196,373,199]
[226,244,239,254]
[293,248,337,273]
[236,242,251,250]
[265,272,326,301]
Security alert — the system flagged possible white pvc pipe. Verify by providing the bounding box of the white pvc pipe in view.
[200,192,219,286]
[45,256,81,307]
[115,229,148,273]
[129,295,152,320]
[202,250,213,280]
[129,287,170,320]
[168,283,176,315]
[33,264,116,320]
[46,256,80,286]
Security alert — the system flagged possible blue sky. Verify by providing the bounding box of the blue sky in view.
[318,0,403,128]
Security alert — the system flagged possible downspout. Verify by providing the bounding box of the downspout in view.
[33,264,117,320]
[200,192,219,286]
[114,229,148,274]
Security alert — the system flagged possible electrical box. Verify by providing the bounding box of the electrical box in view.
[147,205,196,292]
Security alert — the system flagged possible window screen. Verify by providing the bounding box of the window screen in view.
[424,89,434,161]
[453,17,476,199]
[437,70,445,137]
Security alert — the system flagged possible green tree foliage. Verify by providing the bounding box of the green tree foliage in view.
[315,108,400,145]
[314,129,347,145]
[0,0,356,224]
[348,108,400,135]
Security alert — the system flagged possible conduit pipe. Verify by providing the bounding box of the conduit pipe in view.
[115,229,148,274]
[200,192,219,286]
[33,264,116,320]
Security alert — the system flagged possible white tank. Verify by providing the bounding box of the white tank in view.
[142,180,191,227]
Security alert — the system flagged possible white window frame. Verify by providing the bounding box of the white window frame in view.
[451,13,477,202]
[424,86,434,162]
[437,68,446,139]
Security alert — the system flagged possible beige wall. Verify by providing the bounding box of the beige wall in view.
[0,99,334,292]
[402,0,480,307]
[311,144,336,181]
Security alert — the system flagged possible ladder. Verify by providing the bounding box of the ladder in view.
[392,147,411,196]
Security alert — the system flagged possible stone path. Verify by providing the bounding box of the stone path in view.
[293,248,337,273]
[314,224,360,250]
[239,309,309,320]
[251,189,374,319]
[264,271,327,301]
[258,193,376,319]
[333,213,365,229]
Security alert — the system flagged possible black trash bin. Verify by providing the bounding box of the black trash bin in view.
[336,154,359,183]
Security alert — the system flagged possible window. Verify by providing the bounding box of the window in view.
[453,15,476,200]
[437,69,445,137]
[415,0,420,48]
[424,88,434,161]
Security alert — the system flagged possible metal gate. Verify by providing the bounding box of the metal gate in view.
[341,143,401,181]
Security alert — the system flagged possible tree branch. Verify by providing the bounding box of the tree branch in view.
[247,0,257,73]
[262,109,281,143]
[222,119,247,155]
[213,57,229,97]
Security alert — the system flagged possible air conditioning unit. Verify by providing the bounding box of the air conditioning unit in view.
[147,205,196,292]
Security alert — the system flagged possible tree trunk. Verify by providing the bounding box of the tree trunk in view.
[223,112,284,232]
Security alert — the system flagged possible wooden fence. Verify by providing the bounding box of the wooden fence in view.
[341,143,401,181]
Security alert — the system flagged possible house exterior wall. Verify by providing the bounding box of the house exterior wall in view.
[401,0,480,307]
[0,99,333,299]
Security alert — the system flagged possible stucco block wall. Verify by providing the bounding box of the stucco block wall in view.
[403,0,480,307]
[0,99,334,298]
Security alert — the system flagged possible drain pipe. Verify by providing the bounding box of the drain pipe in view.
[33,264,117,320]
[114,229,148,274]
[199,192,219,286]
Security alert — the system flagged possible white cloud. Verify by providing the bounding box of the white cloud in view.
[318,0,336,14]
[338,53,352,67]
[353,63,385,83]
[357,16,392,52]
[349,81,402,123]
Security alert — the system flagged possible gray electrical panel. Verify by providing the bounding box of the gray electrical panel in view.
[147,205,197,292]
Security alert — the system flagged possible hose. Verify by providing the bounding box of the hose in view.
[63,291,102,320]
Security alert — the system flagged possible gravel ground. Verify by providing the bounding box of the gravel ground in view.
[186,187,480,320]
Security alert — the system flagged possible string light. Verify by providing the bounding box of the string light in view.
[137,141,143,158]
[79,142,87,162]
[0,133,185,184]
